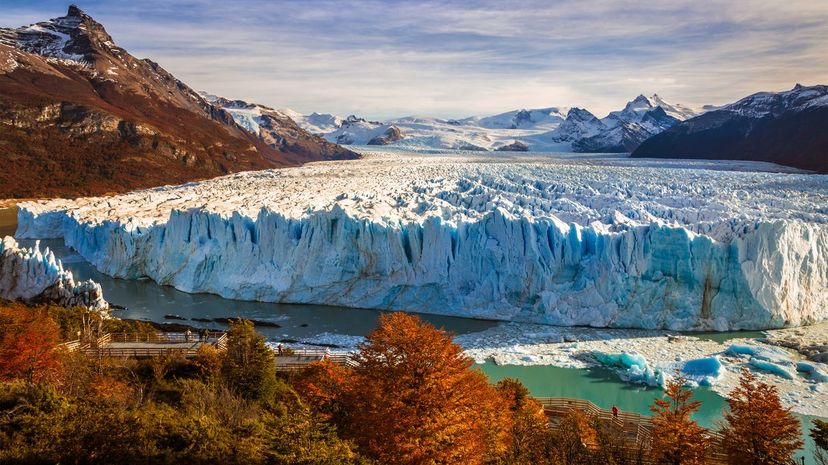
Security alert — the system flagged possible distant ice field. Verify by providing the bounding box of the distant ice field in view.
[17,151,828,331]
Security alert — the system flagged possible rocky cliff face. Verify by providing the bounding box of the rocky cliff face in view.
[203,95,357,161]
[0,6,356,198]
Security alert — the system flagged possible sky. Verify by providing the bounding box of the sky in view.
[2,0,827,119]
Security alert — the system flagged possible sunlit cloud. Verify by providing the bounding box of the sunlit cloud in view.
[2,0,827,118]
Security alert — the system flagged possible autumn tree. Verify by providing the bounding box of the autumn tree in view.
[549,408,596,465]
[492,377,552,465]
[292,358,351,422]
[720,368,802,465]
[649,376,711,465]
[220,319,279,402]
[0,304,64,384]
[338,312,511,465]
[811,419,828,465]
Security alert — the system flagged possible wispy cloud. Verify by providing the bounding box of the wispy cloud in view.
[3,0,827,118]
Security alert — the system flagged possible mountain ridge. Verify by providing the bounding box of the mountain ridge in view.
[632,84,828,172]
[274,94,701,152]
[0,5,355,198]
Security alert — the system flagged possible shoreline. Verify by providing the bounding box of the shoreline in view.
[291,322,828,417]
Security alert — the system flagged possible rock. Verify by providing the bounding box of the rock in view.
[366,126,403,145]
[496,141,529,152]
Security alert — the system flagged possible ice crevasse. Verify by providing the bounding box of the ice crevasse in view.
[14,155,828,330]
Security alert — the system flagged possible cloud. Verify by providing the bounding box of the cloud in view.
[2,0,827,118]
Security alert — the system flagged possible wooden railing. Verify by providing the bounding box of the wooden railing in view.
[107,332,224,344]
[56,340,84,352]
[537,397,729,464]
[274,347,357,372]
[69,332,229,359]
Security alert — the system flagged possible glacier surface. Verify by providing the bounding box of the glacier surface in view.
[0,236,108,310]
[15,151,828,330]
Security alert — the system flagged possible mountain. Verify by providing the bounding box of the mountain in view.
[201,95,356,161]
[472,107,568,130]
[632,84,828,172]
[285,94,699,153]
[0,6,355,198]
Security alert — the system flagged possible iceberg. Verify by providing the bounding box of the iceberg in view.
[750,359,796,379]
[682,357,724,386]
[594,351,662,386]
[15,152,828,330]
[796,362,828,383]
[725,343,797,379]
[0,236,108,310]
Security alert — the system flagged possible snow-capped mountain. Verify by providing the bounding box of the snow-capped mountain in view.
[0,5,355,198]
[472,107,568,130]
[633,84,828,172]
[283,94,700,153]
[201,94,355,161]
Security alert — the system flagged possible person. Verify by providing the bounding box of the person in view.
[277,343,283,356]
[185,329,191,342]
[612,405,619,419]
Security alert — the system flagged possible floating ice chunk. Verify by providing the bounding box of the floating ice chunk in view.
[726,344,791,363]
[682,357,724,386]
[594,351,661,386]
[750,359,796,379]
[797,362,828,382]
[726,343,797,379]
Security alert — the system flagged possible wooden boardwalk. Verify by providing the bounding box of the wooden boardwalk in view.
[538,397,729,464]
[60,332,228,358]
[274,347,355,372]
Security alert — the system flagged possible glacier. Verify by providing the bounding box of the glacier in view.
[0,236,108,310]
[15,151,828,330]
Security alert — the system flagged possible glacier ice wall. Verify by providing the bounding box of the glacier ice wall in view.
[0,236,108,310]
[16,204,826,330]
[14,153,828,330]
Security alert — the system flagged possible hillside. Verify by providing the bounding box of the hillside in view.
[0,6,356,198]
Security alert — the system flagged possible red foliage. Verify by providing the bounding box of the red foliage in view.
[0,303,64,384]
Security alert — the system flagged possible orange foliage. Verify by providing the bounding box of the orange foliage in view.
[298,313,513,465]
[649,376,711,465]
[89,374,134,405]
[721,369,803,465]
[292,358,350,421]
[496,378,552,464]
[0,303,64,384]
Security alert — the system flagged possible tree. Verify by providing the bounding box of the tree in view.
[339,312,511,465]
[811,419,828,465]
[292,358,351,422]
[220,319,279,402]
[0,304,64,384]
[550,408,596,465]
[649,376,711,465]
[720,368,802,465]
[493,378,552,465]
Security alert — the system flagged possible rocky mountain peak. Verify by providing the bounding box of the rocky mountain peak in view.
[67,4,85,17]
[0,5,115,62]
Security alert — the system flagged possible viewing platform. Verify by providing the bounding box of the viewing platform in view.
[59,331,228,358]
[274,347,356,372]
